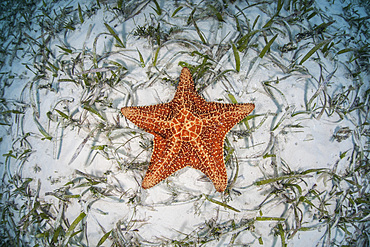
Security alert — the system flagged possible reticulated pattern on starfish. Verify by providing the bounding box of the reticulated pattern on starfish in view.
[121,67,255,192]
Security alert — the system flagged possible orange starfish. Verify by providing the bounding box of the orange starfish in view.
[121,67,254,192]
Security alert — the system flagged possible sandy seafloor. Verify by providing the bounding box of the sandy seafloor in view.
[0,0,369,246]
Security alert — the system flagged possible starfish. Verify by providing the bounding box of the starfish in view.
[121,67,254,192]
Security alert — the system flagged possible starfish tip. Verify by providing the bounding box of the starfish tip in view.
[120,106,129,115]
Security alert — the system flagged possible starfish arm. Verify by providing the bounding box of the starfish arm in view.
[142,135,184,189]
[202,102,255,135]
[172,67,207,108]
[175,67,196,93]
[199,102,254,118]
[189,138,227,192]
[121,104,172,136]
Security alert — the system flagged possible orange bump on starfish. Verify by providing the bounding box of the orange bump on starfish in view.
[121,67,254,192]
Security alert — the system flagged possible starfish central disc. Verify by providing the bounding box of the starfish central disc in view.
[171,108,203,142]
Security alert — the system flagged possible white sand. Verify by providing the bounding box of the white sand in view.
[0,0,368,246]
